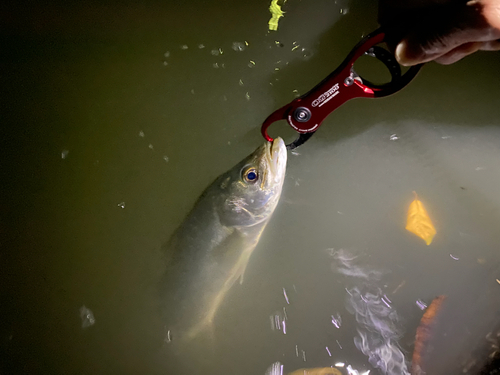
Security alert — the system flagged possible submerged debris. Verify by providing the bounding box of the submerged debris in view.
[232,42,246,51]
[80,305,95,328]
[389,134,399,141]
[412,295,446,374]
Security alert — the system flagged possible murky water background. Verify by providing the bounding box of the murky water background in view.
[2,0,500,373]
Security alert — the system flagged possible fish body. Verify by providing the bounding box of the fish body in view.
[161,138,287,344]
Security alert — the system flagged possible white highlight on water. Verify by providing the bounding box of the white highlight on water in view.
[332,249,410,375]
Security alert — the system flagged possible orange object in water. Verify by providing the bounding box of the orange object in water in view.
[411,295,446,375]
[406,191,437,245]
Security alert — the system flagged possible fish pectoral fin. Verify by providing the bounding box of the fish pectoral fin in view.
[238,248,254,285]
[236,228,265,285]
[184,315,216,344]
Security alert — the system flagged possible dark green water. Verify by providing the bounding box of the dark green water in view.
[2,0,500,374]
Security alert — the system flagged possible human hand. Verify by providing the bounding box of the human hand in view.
[378,0,500,65]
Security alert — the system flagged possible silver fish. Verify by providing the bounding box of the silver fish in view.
[161,138,287,344]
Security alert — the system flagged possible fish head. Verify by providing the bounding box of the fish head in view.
[217,137,287,227]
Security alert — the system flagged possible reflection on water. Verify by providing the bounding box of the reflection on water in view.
[2,0,500,373]
[334,249,408,375]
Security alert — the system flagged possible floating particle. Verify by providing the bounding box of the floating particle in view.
[181,45,188,50]
[381,294,392,307]
[441,135,451,139]
[191,89,195,94]
[139,130,145,137]
[239,79,244,86]
[163,155,169,163]
[416,299,427,310]
[219,48,224,55]
[331,313,342,328]
[198,44,205,49]
[475,166,486,171]
[61,150,69,159]
[346,365,358,375]
[163,61,168,66]
[248,60,256,68]
[291,45,299,51]
[164,329,172,343]
[117,202,126,208]
[288,368,342,375]
[326,347,332,356]
[275,67,280,71]
[335,362,345,367]
[265,362,283,375]
[148,144,154,150]
[283,288,289,304]
[221,63,225,68]
[389,134,399,141]
[450,254,459,260]
[302,50,313,60]
[211,49,220,56]
[274,40,284,47]
[232,42,246,51]
[213,63,219,68]
[245,41,249,46]
[164,51,170,57]
[80,305,95,328]
[222,95,227,101]
[340,8,349,14]
[302,350,306,362]
[228,141,231,145]
[245,92,250,100]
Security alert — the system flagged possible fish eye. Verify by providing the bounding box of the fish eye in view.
[243,167,258,183]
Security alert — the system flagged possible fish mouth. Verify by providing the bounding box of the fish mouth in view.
[265,137,286,177]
